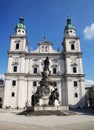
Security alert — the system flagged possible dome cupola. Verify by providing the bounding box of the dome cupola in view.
[64,18,76,36]
[15,17,26,35]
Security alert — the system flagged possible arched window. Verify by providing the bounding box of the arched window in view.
[71,44,75,50]
[74,93,78,98]
[34,68,37,74]
[33,81,37,86]
[13,66,17,72]
[16,43,19,50]
[18,30,21,32]
[12,80,16,86]
[74,81,78,87]
[73,67,77,73]
[11,92,15,97]
[53,68,57,74]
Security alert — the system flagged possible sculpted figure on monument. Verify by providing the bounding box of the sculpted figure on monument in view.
[31,86,43,106]
[44,57,50,71]
[49,88,59,105]
[41,57,51,82]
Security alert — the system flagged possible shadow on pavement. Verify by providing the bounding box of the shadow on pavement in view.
[71,107,94,116]
[17,110,76,116]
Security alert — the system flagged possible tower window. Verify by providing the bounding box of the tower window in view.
[73,67,77,73]
[13,66,17,72]
[71,44,75,50]
[33,81,37,86]
[34,68,37,74]
[74,93,78,98]
[74,81,78,87]
[18,30,21,32]
[53,68,56,74]
[16,43,19,50]
[12,80,16,86]
[66,31,68,33]
[11,92,15,97]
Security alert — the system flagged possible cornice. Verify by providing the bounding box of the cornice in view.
[5,73,64,78]
[64,52,82,58]
[8,51,27,55]
[64,36,80,40]
[64,74,85,77]
[10,35,27,39]
[62,36,80,45]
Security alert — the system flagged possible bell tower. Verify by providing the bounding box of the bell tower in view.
[9,17,28,52]
[4,17,28,108]
[62,18,85,108]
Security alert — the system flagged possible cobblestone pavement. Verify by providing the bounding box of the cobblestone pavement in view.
[0,108,94,130]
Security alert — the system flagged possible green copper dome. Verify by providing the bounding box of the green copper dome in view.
[64,18,75,32]
[15,17,26,30]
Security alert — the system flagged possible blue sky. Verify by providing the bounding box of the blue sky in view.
[0,0,94,83]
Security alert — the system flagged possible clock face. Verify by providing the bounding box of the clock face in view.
[42,86,50,96]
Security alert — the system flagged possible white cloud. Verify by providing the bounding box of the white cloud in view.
[0,74,5,80]
[83,23,94,40]
[85,79,94,87]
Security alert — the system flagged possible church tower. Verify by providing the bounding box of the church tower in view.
[3,17,28,108]
[62,18,86,108]
[10,17,28,52]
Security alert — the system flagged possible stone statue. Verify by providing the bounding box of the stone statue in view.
[31,56,57,106]
[44,57,50,71]
[31,86,43,106]
[49,88,59,105]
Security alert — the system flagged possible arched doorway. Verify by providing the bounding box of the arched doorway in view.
[0,97,2,108]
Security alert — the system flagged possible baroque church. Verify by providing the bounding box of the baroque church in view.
[3,17,86,109]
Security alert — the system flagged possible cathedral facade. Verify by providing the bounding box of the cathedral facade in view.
[3,17,86,109]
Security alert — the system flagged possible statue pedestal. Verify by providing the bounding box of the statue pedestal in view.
[43,96,49,105]
[39,96,49,106]
[27,106,68,111]
[54,99,59,106]
[39,99,43,106]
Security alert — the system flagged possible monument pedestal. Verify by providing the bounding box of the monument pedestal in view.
[39,96,49,106]
[54,100,59,106]
[27,106,68,111]
[31,57,68,111]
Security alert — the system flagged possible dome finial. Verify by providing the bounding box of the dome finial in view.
[19,17,24,24]
[15,17,26,30]
[15,17,26,35]
[64,17,75,32]
[67,17,71,25]
[43,35,47,41]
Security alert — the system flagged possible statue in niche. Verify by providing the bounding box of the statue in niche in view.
[49,88,59,105]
